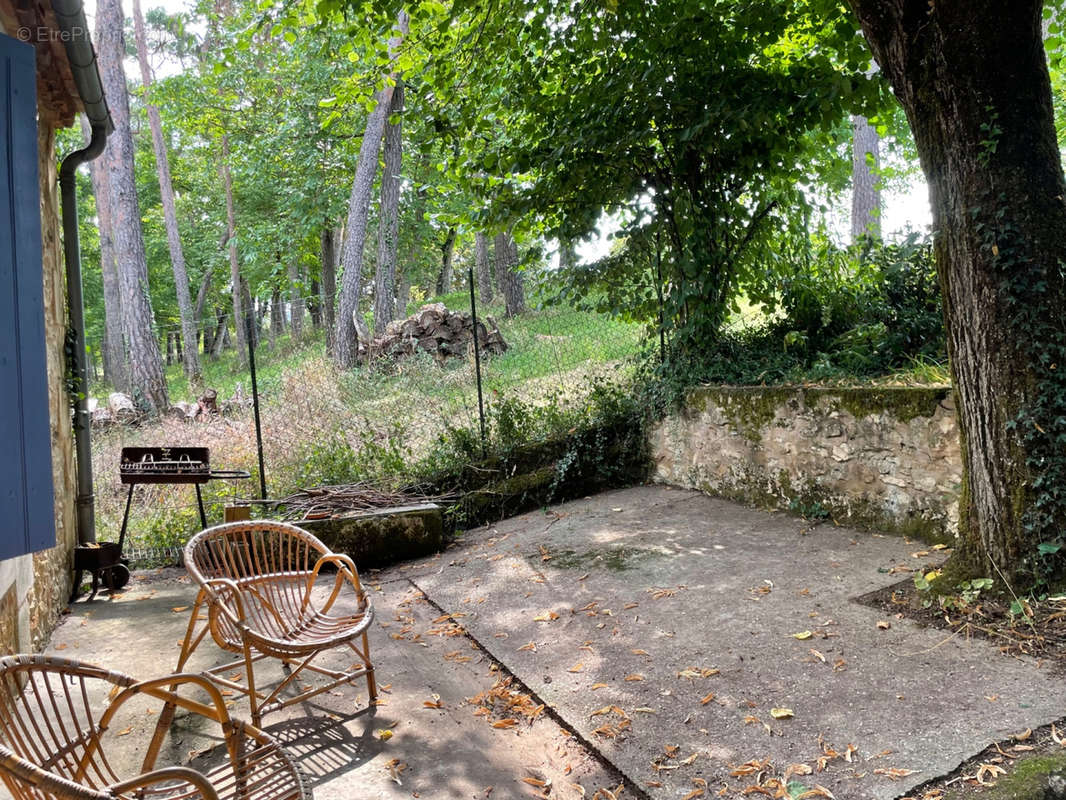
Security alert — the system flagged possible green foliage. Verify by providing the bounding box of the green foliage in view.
[289,422,410,489]
[645,235,946,397]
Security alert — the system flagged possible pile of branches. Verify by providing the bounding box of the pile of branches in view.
[275,482,455,521]
[359,303,508,362]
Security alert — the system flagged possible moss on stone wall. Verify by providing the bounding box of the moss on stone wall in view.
[825,386,950,423]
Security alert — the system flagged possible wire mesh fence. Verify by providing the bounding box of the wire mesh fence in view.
[87,277,652,565]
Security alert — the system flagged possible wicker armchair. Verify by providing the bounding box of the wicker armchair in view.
[0,654,308,800]
[175,521,376,726]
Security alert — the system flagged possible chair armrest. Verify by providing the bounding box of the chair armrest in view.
[202,577,247,625]
[306,553,366,613]
[109,767,221,800]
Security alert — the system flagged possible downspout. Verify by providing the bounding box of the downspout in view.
[53,0,113,545]
[60,127,108,545]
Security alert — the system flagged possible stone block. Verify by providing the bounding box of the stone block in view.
[300,504,444,569]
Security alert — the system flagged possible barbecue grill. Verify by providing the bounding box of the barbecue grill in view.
[71,447,250,601]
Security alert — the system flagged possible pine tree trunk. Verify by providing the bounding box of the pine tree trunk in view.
[133,0,200,382]
[395,271,411,316]
[85,125,127,392]
[193,269,213,354]
[95,0,168,412]
[334,10,409,367]
[476,231,493,303]
[494,230,526,317]
[221,135,246,364]
[289,260,303,341]
[270,286,282,349]
[436,226,456,295]
[848,0,1066,586]
[320,226,337,351]
[850,115,881,243]
[373,81,404,335]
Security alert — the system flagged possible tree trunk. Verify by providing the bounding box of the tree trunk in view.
[95,0,168,412]
[476,231,493,303]
[436,226,457,296]
[85,123,127,392]
[848,0,1066,587]
[211,309,228,357]
[193,269,213,354]
[270,285,282,349]
[320,226,337,352]
[373,80,404,335]
[850,115,881,243]
[494,230,526,317]
[395,271,411,316]
[334,11,409,367]
[289,260,304,341]
[133,0,200,382]
[221,135,246,365]
[559,239,578,270]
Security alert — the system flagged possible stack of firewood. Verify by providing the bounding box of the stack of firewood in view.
[360,303,508,362]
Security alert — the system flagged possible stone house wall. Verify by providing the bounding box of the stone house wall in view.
[650,386,962,541]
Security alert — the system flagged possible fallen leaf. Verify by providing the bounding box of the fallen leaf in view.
[792,631,813,640]
[876,620,891,630]
[1014,728,1032,741]
[533,611,560,622]
[117,726,133,736]
[376,729,393,741]
[873,767,918,780]
[591,683,608,690]
[624,674,644,682]
[518,642,537,652]
[700,692,715,705]
[568,663,585,673]
[631,649,650,656]
[976,763,1006,786]
[770,707,794,719]
[492,719,518,729]
[809,648,826,663]
[171,606,189,613]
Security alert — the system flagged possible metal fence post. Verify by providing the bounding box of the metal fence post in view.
[468,265,488,458]
[245,311,268,499]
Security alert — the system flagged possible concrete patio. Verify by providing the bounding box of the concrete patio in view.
[30,485,1066,800]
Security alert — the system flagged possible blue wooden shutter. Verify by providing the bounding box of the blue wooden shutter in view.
[0,33,56,559]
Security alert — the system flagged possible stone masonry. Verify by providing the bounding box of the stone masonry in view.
[650,386,962,541]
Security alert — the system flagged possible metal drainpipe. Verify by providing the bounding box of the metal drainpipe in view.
[60,125,109,545]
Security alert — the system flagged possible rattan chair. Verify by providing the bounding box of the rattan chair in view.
[175,520,376,727]
[0,654,309,800]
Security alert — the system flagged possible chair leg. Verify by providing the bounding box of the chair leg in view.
[243,640,261,727]
[362,631,377,700]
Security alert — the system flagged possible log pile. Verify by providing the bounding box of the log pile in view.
[359,303,508,362]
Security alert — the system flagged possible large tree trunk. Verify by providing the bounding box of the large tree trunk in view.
[850,115,881,243]
[494,230,526,317]
[95,0,169,413]
[373,81,404,335]
[133,0,200,382]
[848,0,1066,587]
[476,231,493,303]
[334,11,410,367]
[85,124,127,392]
[436,226,456,295]
[221,135,246,364]
[320,226,337,351]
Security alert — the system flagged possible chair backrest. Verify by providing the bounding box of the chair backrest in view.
[0,655,133,800]
[184,520,331,585]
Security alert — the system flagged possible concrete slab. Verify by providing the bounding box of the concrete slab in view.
[26,569,624,800]
[411,485,1066,800]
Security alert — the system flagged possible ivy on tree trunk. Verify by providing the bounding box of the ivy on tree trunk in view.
[847,0,1066,587]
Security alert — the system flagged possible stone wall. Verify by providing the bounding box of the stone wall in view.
[650,386,962,541]
[31,121,77,647]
